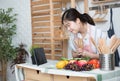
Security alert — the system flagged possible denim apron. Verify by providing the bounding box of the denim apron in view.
[107,8,120,66]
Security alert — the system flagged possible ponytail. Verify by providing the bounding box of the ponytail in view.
[81,13,95,26]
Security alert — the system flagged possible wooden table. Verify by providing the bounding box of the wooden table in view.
[15,60,120,81]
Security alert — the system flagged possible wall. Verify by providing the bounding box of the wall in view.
[0,0,32,81]
[0,0,32,48]
[0,0,120,81]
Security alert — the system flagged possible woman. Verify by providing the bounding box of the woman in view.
[62,8,104,59]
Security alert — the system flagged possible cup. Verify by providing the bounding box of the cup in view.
[99,53,115,71]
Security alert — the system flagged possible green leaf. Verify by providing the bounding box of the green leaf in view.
[60,57,68,61]
[0,8,17,61]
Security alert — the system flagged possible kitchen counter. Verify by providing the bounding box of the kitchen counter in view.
[15,60,120,81]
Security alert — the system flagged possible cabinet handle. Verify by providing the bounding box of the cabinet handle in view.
[66,76,70,79]
[36,70,39,74]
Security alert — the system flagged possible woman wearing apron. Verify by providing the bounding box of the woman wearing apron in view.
[62,8,106,59]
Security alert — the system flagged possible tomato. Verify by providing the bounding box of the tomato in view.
[88,59,99,64]
[96,63,100,68]
[88,59,99,69]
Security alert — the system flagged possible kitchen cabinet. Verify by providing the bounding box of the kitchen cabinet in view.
[21,67,95,81]
[54,75,91,81]
[16,66,95,81]
[15,60,120,81]
[24,68,53,81]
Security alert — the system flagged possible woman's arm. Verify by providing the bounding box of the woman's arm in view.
[83,51,99,59]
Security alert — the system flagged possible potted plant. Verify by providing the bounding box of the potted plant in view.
[0,8,17,81]
[11,43,29,73]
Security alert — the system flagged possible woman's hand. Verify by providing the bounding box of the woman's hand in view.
[76,48,83,53]
[77,49,89,57]
[76,48,85,57]
[72,48,84,58]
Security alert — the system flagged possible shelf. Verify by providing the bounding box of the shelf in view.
[92,0,119,4]
[94,18,107,22]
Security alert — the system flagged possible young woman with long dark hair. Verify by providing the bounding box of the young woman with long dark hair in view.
[62,8,105,59]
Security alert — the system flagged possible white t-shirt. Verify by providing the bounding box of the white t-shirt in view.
[68,24,108,58]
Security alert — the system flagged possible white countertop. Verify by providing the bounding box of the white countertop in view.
[15,60,120,81]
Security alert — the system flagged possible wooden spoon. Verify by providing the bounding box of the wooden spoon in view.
[111,38,120,53]
[110,35,117,49]
[90,37,102,54]
[78,38,83,48]
[98,38,106,54]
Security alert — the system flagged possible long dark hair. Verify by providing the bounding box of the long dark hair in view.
[62,8,95,25]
